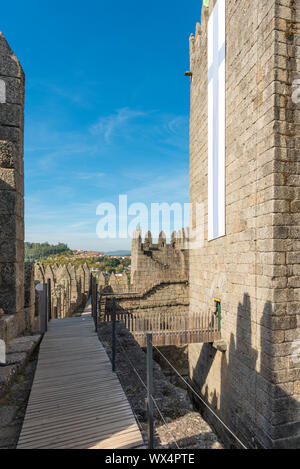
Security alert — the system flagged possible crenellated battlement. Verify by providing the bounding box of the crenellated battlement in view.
[189,0,218,68]
[31,262,91,320]
[132,228,188,251]
[130,229,189,294]
[99,229,189,319]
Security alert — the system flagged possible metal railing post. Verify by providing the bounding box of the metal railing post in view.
[91,275,95,320]
[91,276,97,327]
[39,283,48,333]
[112,297,116,372]
[147,332,154,449]
[90,275,93,318]
[47,278,52,321]
[95,282,98,333]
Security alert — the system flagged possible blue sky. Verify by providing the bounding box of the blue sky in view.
[2,0,203,251]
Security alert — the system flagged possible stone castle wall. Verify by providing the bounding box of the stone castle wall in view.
[188,0,300,448]
[33,263,91,319]
[131,229,189,293]
[103,282,189,318]
[0,33,25,342]
[101,230,189,318]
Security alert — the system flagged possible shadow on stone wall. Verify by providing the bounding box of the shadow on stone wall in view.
[191,294,300,449]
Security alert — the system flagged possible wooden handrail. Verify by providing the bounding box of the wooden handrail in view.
[100,309,221,346]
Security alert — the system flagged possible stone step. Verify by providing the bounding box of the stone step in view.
[0,334,41,399]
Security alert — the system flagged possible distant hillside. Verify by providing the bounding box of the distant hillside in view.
[105,251,131,257]
[25,242,71,262]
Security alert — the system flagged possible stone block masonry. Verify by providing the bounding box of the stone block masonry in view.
[188,0,300,449]
[0,33,25,342]
[103,282,189,320]
[101,230,189,319]
[131,229,189,293]
[33,263,91,319]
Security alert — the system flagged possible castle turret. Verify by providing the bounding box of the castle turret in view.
[158,231,166,249]
[130,228,142,285]
[144,231,153,249]
[0,32,25,339]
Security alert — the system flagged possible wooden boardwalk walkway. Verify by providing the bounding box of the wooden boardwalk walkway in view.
[18,301,144,449]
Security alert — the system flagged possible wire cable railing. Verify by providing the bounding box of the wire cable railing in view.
[153,345,247,449]
[115,334,180,449]
[96,294,247,449]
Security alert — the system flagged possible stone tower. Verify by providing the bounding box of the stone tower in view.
[188,0,300,448]
[0,33,25,341]
[130,230,189,292]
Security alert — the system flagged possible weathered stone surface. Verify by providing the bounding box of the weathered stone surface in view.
[0,214,23,240]
[0,405,17,426]
[0,334,41,399]
[0,240,25,265]
[0,103,22,127]
[0,167,21,191]
[213,340,228,353]
[102,231,189,318]
[5,352,27,366]
[131,230,188,294]
[0,356,37,449]
[0,314,17,343]
[34,262,91,320]
[0,32,24,334]
[98,271,106,288]
[188,0,300,450]
[0,190,19,215]
[0,126,22,147]
[0,141,16,168]
[0,77,24,105]
[0,32,24,79]
[6,335,41,354]
[0,365,18,397]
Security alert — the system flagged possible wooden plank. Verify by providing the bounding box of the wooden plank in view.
[102,307,222,346]
[17,301,143,450]
[18,414,138,445]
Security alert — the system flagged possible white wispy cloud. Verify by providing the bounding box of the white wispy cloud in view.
[91,107,146,144]
[25,103,189,250]
[76,172,106,180]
